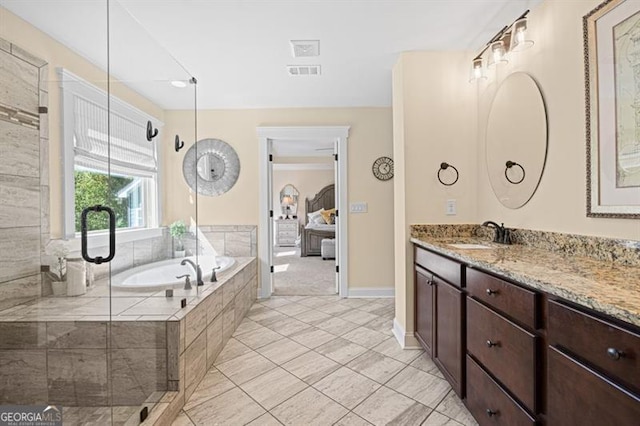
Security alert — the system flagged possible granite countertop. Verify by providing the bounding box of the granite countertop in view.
[410,236,640,328]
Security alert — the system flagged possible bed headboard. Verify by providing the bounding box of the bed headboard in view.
[305,184,335,223]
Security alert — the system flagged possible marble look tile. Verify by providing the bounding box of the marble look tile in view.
[206,315,223,369]
[334,413,373,426]
[356,302,387,313]
[183,368,236,411]
[289,327,336,349]
[281,351,340,385]
[216,350,276,385]
[0,174,40,228]
[39,184,49,235]
[315,337,368,365]
[246,413,282,426]
[213,338,253,365]
[0,38,9,53]
[184,332,207,401]
[222,303,235,343]
[222,277,236,307]
[47,349,108,406]
[423,412,465,426]
[314,302,353,316]
[10,44,47,68]
[372,338,423,364]
[271,387,348,426]
[0,322,46,348]
[341,327,389,349]
[240,367,307,410]
[47,321,106,348]
[225,231,252,257]
[248,307,285,323]
[0,49,39,114]
[275,302,311,317]
[232,318,263,336]
[111,348,167,405]
[0,227,40,283]
[110,321,166,349]
[171,412,195,426]
[260,297,293,309]
[353,386,432,426]
[346,351,406,384]
[0,276,40,312]
[0,350,47,404]
[410,353,442,377]
[253,336,308,365]
[296,297,334,309]
[0,120,39,178]
[205,288,223,324]
[167,321,180,381]
[265,316,312,337]
[185,302,207,348]
[185,387,265,425]
[315,316,360,336]
[235,326,284,350]
[362,315,394,336]
[314,367,380,409]
[386,366,451,408]
[435,391,478,426]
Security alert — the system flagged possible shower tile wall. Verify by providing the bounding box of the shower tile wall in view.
[195,225,257,257]
[0,37,48,310]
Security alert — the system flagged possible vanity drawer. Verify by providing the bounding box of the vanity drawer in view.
[547,346,640,426]
[467,298,537,412]
[415,246,462,287]
[466,356,536,426]
[548,300,640,391]
[467,268,537,329]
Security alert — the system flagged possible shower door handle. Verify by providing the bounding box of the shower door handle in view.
[81,205,116,264]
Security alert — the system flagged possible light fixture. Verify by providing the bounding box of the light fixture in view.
[170,80,187,88]
[468,9,533,82]
[510,17,534,52]
[281,195,294,219]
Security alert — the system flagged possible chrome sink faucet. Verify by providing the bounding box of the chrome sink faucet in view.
[181,259,204,286]
[481,221,512,245]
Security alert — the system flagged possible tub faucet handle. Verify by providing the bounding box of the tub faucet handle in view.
[211,266,221,283]
[176,274,192,290]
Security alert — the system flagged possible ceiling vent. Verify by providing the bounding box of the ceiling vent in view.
[290,40,320,57]
[287,65,321,76]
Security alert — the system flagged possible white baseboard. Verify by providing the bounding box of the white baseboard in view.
[347,287,395,298]
[392,318,422,349]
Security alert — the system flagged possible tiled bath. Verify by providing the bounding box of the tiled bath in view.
[0,256,258,425]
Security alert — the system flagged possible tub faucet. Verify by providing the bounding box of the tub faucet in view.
[176,274,192,290]
[210,266,222,283]
[481,221,511,245]
[180,259,204,286]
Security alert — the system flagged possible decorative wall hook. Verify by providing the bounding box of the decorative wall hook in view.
[146,120,158,142]
[438,162,459,186]
[175,135,185,152]
[505,160,525,184]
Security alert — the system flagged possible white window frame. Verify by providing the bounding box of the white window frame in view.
[59,68,163,245]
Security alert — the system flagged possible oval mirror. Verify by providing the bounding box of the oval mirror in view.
[183,138,240,196]
[280,184,299,217]
[486,72,548,209]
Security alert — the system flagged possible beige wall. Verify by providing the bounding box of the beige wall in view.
[392,52,477,337]
[0,6,165,239]
[475,0,640,241]
[272,167,335,226]
[163,108,394,289]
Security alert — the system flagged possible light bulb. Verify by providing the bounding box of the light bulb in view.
[510,17,534,52]
[469,58,487,82]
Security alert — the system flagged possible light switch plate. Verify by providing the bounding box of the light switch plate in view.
[446,199,457,216]
[350,202,368,213]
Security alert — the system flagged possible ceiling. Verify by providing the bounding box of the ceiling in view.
[1,0,541,110]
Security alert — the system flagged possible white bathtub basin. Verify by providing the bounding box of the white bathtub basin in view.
[111,256,235,290]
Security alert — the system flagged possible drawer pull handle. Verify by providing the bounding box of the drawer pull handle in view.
[486,289,498,296]
[486,340,499,348]
[486,409,498,417]
[607,348,625,360]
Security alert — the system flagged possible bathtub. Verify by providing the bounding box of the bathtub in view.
[111,255,235,290]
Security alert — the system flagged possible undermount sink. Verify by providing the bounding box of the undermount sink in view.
[448,243,492,250]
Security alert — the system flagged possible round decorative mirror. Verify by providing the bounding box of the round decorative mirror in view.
[280,184,299,218]
[486,72,548,209]
[183,138,240,196]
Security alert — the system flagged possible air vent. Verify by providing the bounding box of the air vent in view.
[291,40,320,57]
[287,65,321,76]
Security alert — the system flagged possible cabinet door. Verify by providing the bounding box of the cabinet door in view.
[435,278,464,397]
[415,267,435,356]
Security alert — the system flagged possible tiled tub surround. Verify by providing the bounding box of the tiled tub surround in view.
[410,224,640,327]
[0,257,257,419]
[0,37,49,310]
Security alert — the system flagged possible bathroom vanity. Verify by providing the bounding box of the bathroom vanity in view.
[412,227,640,426]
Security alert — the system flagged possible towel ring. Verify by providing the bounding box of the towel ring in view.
[505,161,525,184]
[438,162,459,186]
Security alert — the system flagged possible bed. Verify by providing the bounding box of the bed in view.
[301,184,336,257]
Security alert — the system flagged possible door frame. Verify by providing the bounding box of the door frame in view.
[257,126,350,299]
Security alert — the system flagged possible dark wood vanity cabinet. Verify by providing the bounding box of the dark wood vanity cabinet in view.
[414,246,464,397]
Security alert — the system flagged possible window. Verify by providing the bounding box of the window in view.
[60,69,161,238]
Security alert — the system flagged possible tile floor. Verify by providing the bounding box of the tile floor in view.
[173,295,478,426]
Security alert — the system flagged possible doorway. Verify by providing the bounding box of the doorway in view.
[257,126,350,298]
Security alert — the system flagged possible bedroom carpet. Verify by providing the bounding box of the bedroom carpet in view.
[273,247,336,295]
